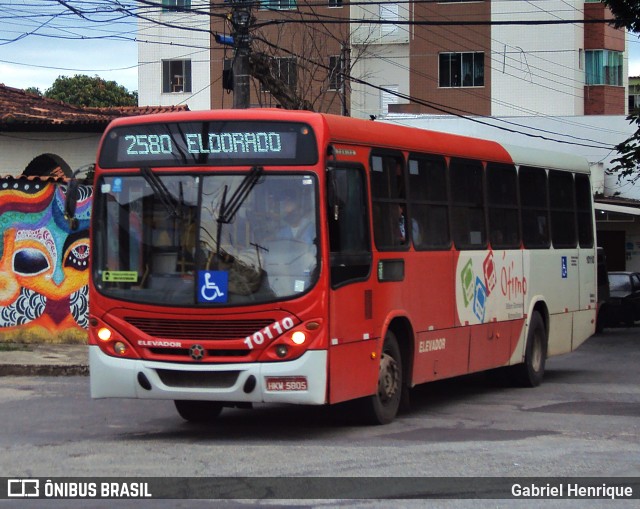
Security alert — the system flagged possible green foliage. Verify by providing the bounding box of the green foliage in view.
[603,1,640,33]
[603,1,640,181]
[24,87,42,97]
[44,74,137,108]
[611,115,640,185]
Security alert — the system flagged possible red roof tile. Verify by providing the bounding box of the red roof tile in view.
[0,83,189,129]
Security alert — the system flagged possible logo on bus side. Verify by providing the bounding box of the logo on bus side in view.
[457,250,527,324]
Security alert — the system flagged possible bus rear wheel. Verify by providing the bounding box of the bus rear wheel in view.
[362,331,403,425]
[174,400,223,423]
[511,311,547,387]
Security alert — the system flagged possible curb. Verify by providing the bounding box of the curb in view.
[0,364,89,377]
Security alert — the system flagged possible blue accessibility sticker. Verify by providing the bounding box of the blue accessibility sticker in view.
[198,271,228,303]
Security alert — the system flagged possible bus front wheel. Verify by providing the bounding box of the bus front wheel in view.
[362,331,403,425]
[511,311,547,387]
[174,400,223,423]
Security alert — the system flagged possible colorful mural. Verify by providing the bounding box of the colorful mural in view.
[0,177,92,343]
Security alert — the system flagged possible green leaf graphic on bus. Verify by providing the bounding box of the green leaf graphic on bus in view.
[461,259,475,307]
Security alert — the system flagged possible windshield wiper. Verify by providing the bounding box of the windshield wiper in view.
[217,166,264,224]
[215,166,264,258]
[140,166,180,218]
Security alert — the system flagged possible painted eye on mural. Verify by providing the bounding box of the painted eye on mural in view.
[64,242,90,271]
[13,248,51,276]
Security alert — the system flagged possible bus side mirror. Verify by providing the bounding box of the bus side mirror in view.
[64,179,80,231]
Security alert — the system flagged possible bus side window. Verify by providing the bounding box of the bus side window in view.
[370,152,408,250]
[450,158,486,249]
[575,173,594,248]
[549,170,577,248]
[486,163,520,249]
[328,164,372,288]
[407,154,450,249]
[520,166,550,249]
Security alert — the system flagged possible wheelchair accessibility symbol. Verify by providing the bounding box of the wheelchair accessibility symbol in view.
[198,271,229,303]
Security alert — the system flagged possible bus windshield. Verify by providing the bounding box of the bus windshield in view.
[94,171,318,306]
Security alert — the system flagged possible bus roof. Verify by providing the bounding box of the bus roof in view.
[104,109,590,172]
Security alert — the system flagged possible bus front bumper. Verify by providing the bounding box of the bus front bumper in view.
[89,345,327,405]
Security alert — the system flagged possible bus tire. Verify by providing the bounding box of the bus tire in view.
[174,400,223,423]
[362,330,403,425]
[511,311,547,387]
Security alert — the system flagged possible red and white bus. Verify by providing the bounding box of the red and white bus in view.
[80,109,596,424]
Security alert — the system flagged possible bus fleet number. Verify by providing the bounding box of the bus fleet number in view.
[244,317,295,350]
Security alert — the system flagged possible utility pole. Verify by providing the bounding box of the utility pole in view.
[340,44,350,117]
[230,2,252,109]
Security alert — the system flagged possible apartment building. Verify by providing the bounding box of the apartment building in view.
[137,0,212,110]
[138,1,626,118]
[208,1,350,113]
[383,0,625,118]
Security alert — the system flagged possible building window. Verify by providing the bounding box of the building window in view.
[585,50,623,86]
[260,0,297,10]
[162,60,192,93]
[328,55,344,91]
[380,85,399,114]
[262,57,297,92]
[162,0,190,11]
[439,52,484,88]
[380,3,399,35]
[328,0,343,6]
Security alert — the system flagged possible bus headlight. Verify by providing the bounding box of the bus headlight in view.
[291,331,306,345]
[97,327,112,341]
[114,342,127,355]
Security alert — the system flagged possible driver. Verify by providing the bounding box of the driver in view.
[276,194,315,244]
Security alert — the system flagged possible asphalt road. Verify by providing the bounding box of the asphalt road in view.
[0,326,638,508]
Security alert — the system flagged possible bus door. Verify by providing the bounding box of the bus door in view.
[325,162,377,404]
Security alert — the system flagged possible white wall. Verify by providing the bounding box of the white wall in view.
[490,0,584,116]
[350,0,411,119]
[0,132,101,176]
[351,43,410,119]
[137,8,211,111]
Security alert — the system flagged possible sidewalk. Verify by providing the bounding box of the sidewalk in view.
[0,343,89,376]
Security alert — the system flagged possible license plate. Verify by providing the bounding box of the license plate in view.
[265,377,308,391]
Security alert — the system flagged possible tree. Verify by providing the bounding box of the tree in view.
[603,1,640,182]
[44,75,137,108]
[24,87,42,97]
[603,1,640,32]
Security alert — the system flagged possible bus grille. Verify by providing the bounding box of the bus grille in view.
[156,369,240,389]
[124,317,274,340]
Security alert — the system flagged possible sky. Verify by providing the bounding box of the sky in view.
[0,1,639,95]
[0,0,139,93]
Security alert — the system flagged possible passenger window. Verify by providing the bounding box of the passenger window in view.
[487,163,520,249]
[519,166,550,249]
[549,170,577,248]
[450,158,485,249]
[575,173,594,248]
[370,152,408,251]
[407,154,450,249]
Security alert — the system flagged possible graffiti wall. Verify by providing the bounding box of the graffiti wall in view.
[0,177,92,343]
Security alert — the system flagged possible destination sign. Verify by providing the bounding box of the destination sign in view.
[99,120,318,168]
